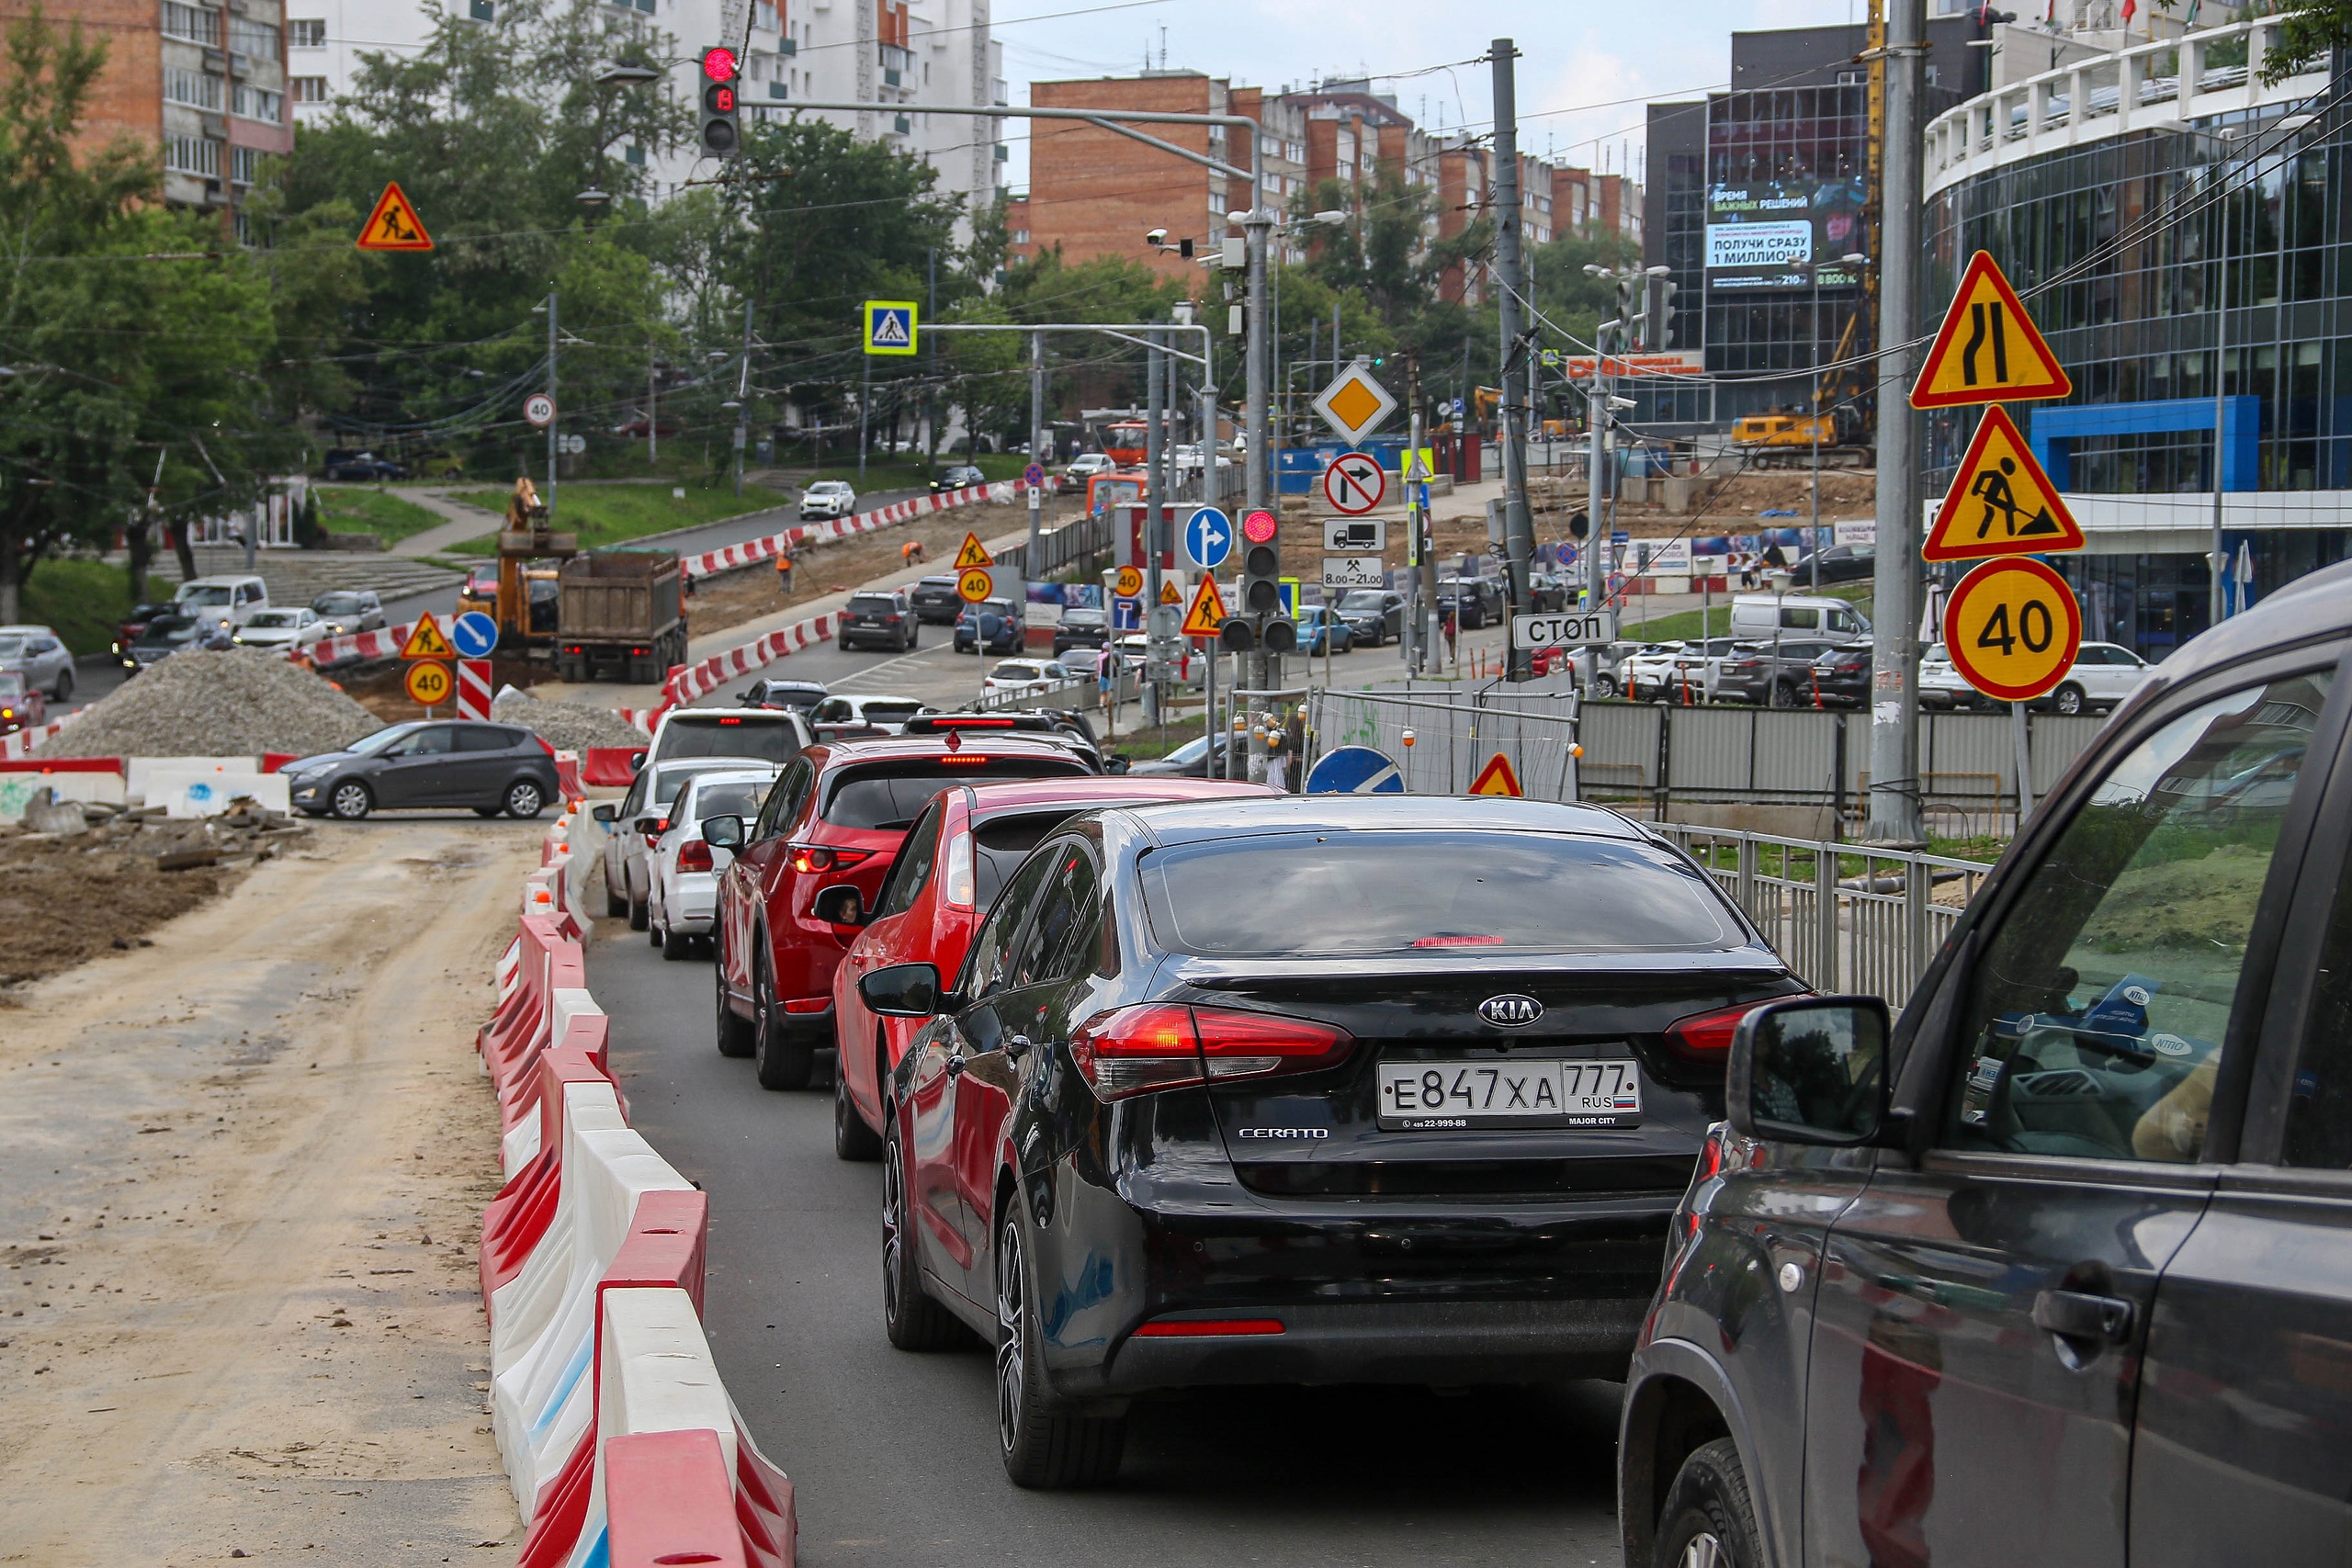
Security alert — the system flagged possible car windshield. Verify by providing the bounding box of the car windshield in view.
[346,724,417,757]
[177,586,232,606]
[0,671,25,699]
[682,779,769,823]
[808,482,849,495]
[653,716,803,764]
[313,592,364,615]
[140,617,201,646]
[247,612,300,628]
[1340,592,1387,612]
[1146,830,1743,956]
[0,635,23,657]
[862,700,927,722]
[995,663,1041,680]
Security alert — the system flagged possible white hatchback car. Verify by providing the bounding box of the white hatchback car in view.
[798,479,856,520]
[647,767,779,959]
[1920,640,2151,715]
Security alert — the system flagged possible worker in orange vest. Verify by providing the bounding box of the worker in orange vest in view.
[902,538,926,566]
[775,548,794,595]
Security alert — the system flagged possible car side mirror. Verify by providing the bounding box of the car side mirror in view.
[860,962,943,1019]
[1725,995,1890,1146]
[701,814,744,850]
[1105,755,1131,774]
[590,804,616,825]
[628,751,647,774]
[812,884,866,927]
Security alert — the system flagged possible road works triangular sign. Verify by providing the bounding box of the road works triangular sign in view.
[400,612,455,660]
[1468,752,1522,797]
[1926,406,2086,562]
[954,531,993,570]
[356,181,434,252]
[1180,574,1228,638]
[1911,251,2071,408]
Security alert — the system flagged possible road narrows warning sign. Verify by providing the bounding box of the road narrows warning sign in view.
[1911,251,2071,408]
[1468,753,1523,797]
[1926,407,2086,561]
[356,182,434,252]
[954,532,993,570]
[400,613,454,660]
[1181,574,1228,638]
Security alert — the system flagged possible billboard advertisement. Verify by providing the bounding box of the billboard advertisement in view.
[1705,178,1867,290]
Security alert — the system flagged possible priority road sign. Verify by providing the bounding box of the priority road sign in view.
[1305,744,1403,795]
[1911,251,2072,409]
[356,181,433,252]
[450,610,499,659]
[1323,451,1386,513]
[456,658,493,720]
[1943,556,2083,703]
[864,300,918,356]
[955,531,993,570]
[1926,407,2085,561]
[1468,753,1523,797]
[1180,574,1229,638]
[404,659,453,707]
[1312,363,1399,446]
[956,567,993,603]
[400,613,454,660]
[524,393,555,427]
[1183,506,1233,570]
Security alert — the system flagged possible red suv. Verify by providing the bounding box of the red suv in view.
[705,731,1098,1089]
[824,776,1273,1159]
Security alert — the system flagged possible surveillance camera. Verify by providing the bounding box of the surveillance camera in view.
[1145,227,1169,247]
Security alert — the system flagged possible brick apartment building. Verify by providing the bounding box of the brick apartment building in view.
[8,0,294,231]
[1019,70,1638,298]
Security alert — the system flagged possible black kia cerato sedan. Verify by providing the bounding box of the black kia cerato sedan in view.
[860,794,1804,1487]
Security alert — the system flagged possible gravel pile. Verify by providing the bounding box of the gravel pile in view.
[37,651,383,761]
[492,690,647,751]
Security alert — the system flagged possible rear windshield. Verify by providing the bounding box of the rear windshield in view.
[822,759,1088,830]
[974,811,1080,907]
[1143,831,1742,956]
[1340,592,1387,611]
[650,761,762,805]
[313,592,364,614]
[653,716,803,764]
[684,780,768,822]
[847,595,899,613]
[862,700,927,722]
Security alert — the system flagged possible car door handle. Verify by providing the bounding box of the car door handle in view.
[944,1053,967,1077]
[2033,1289,2134,1344]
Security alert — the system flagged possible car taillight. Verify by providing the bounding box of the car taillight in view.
[942,828,975,907]
[537,738,556,758]
[789,843,874,874]
[677,840,715,872]
[1069,1004,1352,1102]
[1664,1002,1758,1064]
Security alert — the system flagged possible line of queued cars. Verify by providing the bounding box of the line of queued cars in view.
[597,568,2352,1568]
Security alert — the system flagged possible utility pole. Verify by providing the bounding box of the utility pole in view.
[1144,328,1167,727]
[1491,38,1534,680]
[732,295,752,498]
[1405,351,1425,673]
[1866,0,1928,844]
[648,344,659,467]
[1028,329,1046,562]
[546,291,559,519]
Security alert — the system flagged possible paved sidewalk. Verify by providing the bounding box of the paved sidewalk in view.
[389,488,506,557]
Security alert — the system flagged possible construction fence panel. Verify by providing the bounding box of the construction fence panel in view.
[1307,687,1584,801]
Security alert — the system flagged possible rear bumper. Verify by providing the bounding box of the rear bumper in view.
[1103,1297,1646,1391]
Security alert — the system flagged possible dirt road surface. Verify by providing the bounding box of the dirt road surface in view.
[0,818,538,1564]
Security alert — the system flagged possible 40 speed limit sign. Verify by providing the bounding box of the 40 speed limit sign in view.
[1943,556,2082,704]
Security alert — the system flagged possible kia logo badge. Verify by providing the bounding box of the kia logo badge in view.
[1479,994,1543,1028]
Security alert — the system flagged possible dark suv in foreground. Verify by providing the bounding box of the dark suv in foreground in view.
[1621,558,2352,1568]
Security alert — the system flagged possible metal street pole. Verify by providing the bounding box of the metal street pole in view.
[1145,328,1167,728]
[732,295,752,498]
[2211,190,2231,626]
[1866,0,1928,845]
[1811,263,1823,592]
[857,353,871,484]
[546,291,559,519]
[1491,38,1535,680]
[1583,358,1606,698]
[1405,351,1423,674]
[1028,329,1046,562]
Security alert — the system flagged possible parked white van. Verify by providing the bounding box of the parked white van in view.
[175,575,270,631]
[1727,592,1870,642]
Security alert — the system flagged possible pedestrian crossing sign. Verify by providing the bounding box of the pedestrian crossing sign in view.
[1925,406,2086,562]
[864,300,918,356]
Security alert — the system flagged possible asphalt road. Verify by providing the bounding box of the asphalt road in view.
[590,916,1629,1568]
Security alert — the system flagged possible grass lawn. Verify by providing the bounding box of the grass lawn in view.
[316,486,448,544]
[21,558,134,655]
[446,481,790,555]
[1103,710,1206,762]
[1625,581,1873,643]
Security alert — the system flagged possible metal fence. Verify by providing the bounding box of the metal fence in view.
[1650,824,1994,1006]
[1307,682,1587,800]
[996,510,1112,580]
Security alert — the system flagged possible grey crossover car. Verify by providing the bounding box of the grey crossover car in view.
[1620,557,2352,1568]
[284,721,560,820]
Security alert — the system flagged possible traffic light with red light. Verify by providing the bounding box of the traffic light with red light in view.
[700,46,741,159]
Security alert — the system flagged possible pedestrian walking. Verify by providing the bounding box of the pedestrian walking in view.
[775,549,794,595]
[1442,604,1458,664]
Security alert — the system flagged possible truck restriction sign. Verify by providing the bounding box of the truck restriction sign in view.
[404,659,453,707]
[1942,556,2082,703]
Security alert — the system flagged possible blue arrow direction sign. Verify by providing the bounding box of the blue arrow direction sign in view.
[450,610,499,660]
[1183,506,1232,570]
[1306,744,1405,795]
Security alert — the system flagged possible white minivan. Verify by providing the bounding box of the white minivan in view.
[1727,592,1870,643]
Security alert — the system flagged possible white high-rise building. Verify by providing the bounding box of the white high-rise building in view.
[288,1,1005,231]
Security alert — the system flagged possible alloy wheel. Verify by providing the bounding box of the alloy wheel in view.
[1679,1534,1725,1568]
[995,1218,1026,1456]
[883,1126,910,1324]
[331,782,370,820]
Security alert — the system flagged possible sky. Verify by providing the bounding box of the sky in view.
[989,0,1872,191]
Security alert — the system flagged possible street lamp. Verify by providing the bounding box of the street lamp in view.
[1268,209,1349,460]
[1797,251,1871,589]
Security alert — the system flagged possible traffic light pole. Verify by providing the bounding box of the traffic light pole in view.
[546,291,559,520]
[1144,329,1166,727]
[1491,39,1536,682]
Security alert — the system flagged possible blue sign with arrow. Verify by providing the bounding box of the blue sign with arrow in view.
[450,610,499,659]
[1182,506,1232,570]
[1305,744,1405,795]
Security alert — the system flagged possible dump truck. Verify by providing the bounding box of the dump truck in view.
[554,550,686,683]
